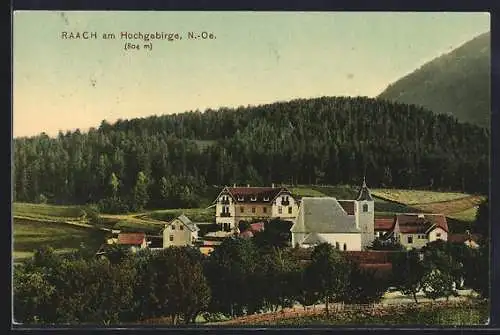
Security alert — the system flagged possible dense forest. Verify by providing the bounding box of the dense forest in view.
[13,96,489,212]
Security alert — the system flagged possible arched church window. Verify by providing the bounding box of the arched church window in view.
[335,242,340,249]
[343,243,347,251]
[363,204,368,212]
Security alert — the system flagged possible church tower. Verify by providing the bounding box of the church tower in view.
[355,177,375,250]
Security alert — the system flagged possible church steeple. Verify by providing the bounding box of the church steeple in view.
[356,176,373,201]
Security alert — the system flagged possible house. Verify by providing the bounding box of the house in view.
[375,218,394,238]
[117,232,148,252]
[448,231,481,248]
[213,184,299,231]
[385,213,449,250]
[290,179,375,251]
[162,214,200,248]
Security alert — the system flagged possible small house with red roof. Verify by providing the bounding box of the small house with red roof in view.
[448,231,481,248]
[117,232,147,252]
[375,217,394,238]
[386,213,449,249]
[213,184,299,231]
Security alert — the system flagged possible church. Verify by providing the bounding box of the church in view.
[290,179,375,251]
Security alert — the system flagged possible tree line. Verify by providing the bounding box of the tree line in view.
[13,96,489,212]
[14,237,489,325]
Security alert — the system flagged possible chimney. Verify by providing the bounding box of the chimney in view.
[247,184,250,187]
[233,183,236,187]
[272,183,275,188]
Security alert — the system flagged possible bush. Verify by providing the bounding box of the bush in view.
[98,197,130,214]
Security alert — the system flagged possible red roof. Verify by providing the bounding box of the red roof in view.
[338,200,355,215]
[250,222,265,232]
[396,214,448,234]
[448,233,482,244]
[117,232,146,245]
[375,218,394,231]
[225,187,288,203]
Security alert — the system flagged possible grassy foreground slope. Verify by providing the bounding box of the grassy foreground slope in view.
[13,218,105,261]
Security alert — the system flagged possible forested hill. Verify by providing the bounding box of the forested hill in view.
[13,96,489,211]
[378,32,490,128]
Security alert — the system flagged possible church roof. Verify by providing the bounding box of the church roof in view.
[291,197,359,234]
[356,178,373,201]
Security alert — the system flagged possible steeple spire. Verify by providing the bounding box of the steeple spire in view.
[356,176,373,201]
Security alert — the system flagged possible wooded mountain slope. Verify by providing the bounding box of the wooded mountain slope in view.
[13,96,489,211]
[378,32,490,128]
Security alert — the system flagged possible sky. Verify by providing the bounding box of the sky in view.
[13,11,490,137]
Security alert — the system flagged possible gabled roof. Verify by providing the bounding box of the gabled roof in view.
[163,214,199,232]
[213,186,294,204]
[338,200,355,215]
[356,178,373,201]
[375,218,395,231]
[117,232,146,245]
[396,214,448,234]
[448,233,481,244]
[292,197,359,234]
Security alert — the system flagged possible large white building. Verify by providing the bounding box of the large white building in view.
[290,180,375,251]
[213,185,299,231]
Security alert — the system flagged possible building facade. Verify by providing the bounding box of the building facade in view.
[162,214,200,248]
[385,213,449,249]
[214,185,299,231]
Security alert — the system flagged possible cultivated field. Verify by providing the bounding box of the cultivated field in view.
[371,189,471,205]
[412,195,484,216]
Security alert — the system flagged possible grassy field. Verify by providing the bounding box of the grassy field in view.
[371,189,470,205]
[312,185,360,200]
[13,203,85,222]
[13,218,106,261]
[144,207,215,223]
[447,207,479,223]
[290,187,327,198]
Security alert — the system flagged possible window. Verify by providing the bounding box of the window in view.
[238,196,244,201]
[180,225,184,231]
[263,197,269,201]
[436,233,442,239]
[343,243,347,251]
[251,196,257,201]
[169,235,174,242]
[335,242,340,250]
[407,236,413,244]
[252,207,256,213]
[362,204,369,212]
[288,206,292,214]
[171,225,176,230]
[263,207,267,213]
[278,206,283,214]
[240,207,244,213]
